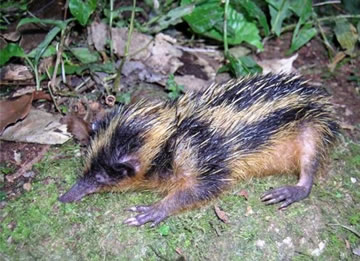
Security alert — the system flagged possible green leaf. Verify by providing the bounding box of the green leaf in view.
[116,92,131,105]
[27,45,57,59]
[182,0,223,34]
[235,0,270,36]
[158,225,170,236]
[17,17,67,30]
[88,62,116,73]
[289,0,312,41]
[166,74,184,100]
[267,0,291,36]
[225,6,263,49]
[231,55,262,77]
[288,25,317,54]
[104,6,145,19]
[0,43,25,66]
[334,19,358,56]
[69,0,97,26]
[34,26,61,64]
[148,4,195,33]
[289,0,312,23]
[70,47,99,64]
[182,0,263,49]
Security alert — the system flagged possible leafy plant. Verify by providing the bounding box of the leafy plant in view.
[181,0,264,50]
[166,74,184,100]
[116,92,131,104]
[11,18,74,90]
[219,55,262,77]
[69,0,97,26]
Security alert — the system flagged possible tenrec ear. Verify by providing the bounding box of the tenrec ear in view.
[119,157,141,174]
[95,173,110,184]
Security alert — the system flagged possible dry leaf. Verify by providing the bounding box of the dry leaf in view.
[0,93,33,135]
[60,114,91,145]
[214,205,229,223]
[0,64,33,81]
[238,189,249,200]
[328,52,346,72]
[245,206,254,216]
[1,109,71,145]
[89,22,108,52]
[353,246,360,256]
[173,75,208,92]
[23,183,32,191]
[112,28,153,60]
[257,54,298,74]
[144,33,183,75]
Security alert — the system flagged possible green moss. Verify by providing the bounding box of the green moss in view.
[1,133,359,260]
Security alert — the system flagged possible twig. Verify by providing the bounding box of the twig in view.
[74,77,91,92]
[113,0,137,92]
[64,0,69,19]
[328,223,360,238]
[109,0,114,60]
[46,69,62,113]
[174,45,219,53]
[281,14,360,33]
[50,26,69,92]
[313,1,341,7]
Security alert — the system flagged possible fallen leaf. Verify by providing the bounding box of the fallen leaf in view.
[89,22,108,52]
[353,246,360,256]
[60,114,91,145]
[214,205,229,223]
[0,93,33,135]
[245,205,254,216]
[112,28,153,60]
[345,239,350,249]
[328,52,346,72]
[173,75,209,92]
[144,33,183,75]
[13,151,22,165]
[175,248,183,256]
[23,183,32,191]
[1,109,71,145]
[238,189,249,200]
[256,54,298,74]
[0,64,33,81]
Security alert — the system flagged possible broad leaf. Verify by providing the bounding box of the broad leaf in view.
[267,0,291,36]
[17,17,67,30]
[0,43,25,66]
[70,47,100,64]
[34,26,61,64]
[182,0,223,34]
[334,19,358,55]
[220,55,262,77]
[69,0,97,26]
[182,0,263,49]
[148,4,195,33]
[288,25,317,54]
[27,45,57,59]
[235,0,270,36]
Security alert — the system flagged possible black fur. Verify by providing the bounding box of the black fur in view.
[145,136,175,180]
[205,74,326,110]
